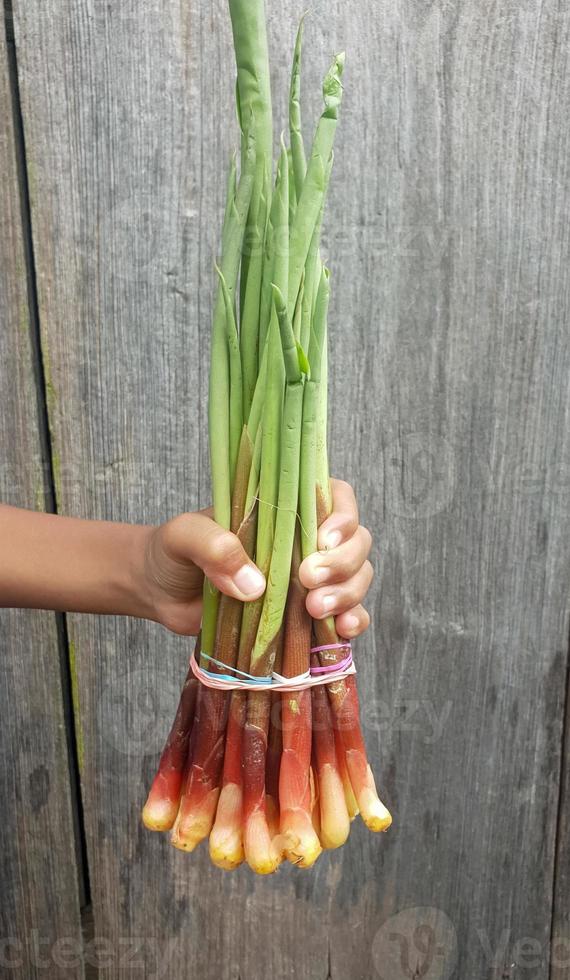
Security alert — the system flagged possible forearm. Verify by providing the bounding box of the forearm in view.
[0,505,154,619]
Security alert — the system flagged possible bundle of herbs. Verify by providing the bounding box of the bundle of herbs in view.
[143,0,391,874]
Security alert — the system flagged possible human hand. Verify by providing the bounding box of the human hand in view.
[143,478,373,639]
[298,479,373,640]
[142,510,266,636]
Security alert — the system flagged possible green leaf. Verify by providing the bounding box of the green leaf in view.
[296,342,310,377]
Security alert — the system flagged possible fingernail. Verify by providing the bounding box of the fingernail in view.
[325,529,342,550]
[343,613,360,633]
[321,594,336,613]
[234,564,266,596]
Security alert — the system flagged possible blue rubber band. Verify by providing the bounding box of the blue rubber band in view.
[200,652,268,686]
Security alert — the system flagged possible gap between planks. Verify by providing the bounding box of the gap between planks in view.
[2,0,92,915]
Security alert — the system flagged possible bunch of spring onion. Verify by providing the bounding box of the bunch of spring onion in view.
[142,0,391,874]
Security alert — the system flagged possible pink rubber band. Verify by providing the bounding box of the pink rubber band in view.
[310,650,353,676]
[310,642,352,653]
[189,644,355,693]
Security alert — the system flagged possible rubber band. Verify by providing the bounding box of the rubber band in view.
[189,643,355,692]
[200,652,268,685]
[310,642,352,653]
[310,650,353,675]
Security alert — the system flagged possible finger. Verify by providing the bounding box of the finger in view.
[299,525,372,589]
[305,561,374,620]
[164,512,266,601]
[335,604,371,640]
[317,479,359,551]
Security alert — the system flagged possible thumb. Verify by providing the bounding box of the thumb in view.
[165,511,266,601]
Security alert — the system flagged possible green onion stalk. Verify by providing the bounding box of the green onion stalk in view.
[143,0,392,871]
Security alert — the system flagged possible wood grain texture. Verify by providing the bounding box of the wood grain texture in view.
[0,17,84,980]
[10,0,570,978]
[552,679,570,980]
[324,3,570,978]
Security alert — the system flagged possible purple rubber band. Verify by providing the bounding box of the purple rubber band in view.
[309,643,353,676]
[310,642,352,654]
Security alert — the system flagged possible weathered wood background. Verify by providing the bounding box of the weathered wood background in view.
[1,0,570,977]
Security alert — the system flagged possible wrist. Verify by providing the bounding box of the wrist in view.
[122,524,158,622]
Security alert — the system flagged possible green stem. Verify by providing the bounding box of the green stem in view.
[299,381,317,560]
[209,132,256,533]
[250,379,304,675]
[229,0,273,168]
[223,153,238,238]
[288,148,298,229]
[288,54,345,318]
[215,265,243,489]
[313,269,332,508]
[300,154,332,350]
[230,0,273,365]
[245,422,263,516]
[258,143,289,360]
[254,145,289,582]
[272,284,301,385]
[300,268,330,559]
[240,168,270,424]
[293,273,304,344]
[247,338,268,444]
[289,15,308,199]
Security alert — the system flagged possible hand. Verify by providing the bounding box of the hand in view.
[142,510,266,636]
[298,479,373,640]
[144,478,373,640]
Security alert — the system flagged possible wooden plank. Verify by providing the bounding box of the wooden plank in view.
[0,15,84,980]
[323,2,570,978]
[11,1,570,979]
[552,684,570,980]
